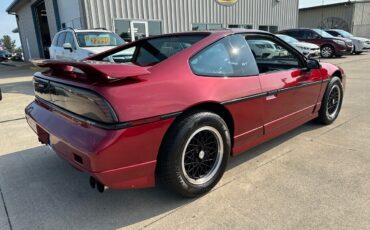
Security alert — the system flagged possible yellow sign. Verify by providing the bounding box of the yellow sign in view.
[215,0,239,6]
[84,36,111,46]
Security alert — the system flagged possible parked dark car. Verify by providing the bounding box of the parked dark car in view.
[0,50,11,62]
[278,28,353,58]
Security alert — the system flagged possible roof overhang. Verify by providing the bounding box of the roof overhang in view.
[299,1,354,11]
[6,0,28,14]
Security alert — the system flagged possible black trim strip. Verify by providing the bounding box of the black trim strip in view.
[34,97,181,130]
[221,92,267,105]
[222,80,324,105]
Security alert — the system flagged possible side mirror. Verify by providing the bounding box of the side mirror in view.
[63,43,73,52]
[306,58,321,70]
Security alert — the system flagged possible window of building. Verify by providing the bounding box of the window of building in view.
[258,26,279,33]
[268,26,278,34]
[259,26,269,32]
[114,19,162,42]
[192,23,223,31]
[190,34,259,77]
[57,32,66,47]
[245,36,301,74]
[228,24,253,29]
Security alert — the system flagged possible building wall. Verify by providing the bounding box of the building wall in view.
[299,4,354,32]
[352,2,370,38]
[81,0,299,33]
[12,0,60,60]
[57,0,82,28]
[16,2,40,61]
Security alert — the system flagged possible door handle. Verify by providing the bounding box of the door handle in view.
[266,90,278,101]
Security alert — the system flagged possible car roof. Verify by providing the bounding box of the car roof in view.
[140,29,273,38]
[58,28,115,33]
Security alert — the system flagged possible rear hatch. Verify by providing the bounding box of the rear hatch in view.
[31,59,150,126]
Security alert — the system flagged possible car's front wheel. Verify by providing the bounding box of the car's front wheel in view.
[157,111,231,197]
[321,45,334,58]
[317,77,344,125]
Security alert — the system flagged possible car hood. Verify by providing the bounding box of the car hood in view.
[293,42,319,49]
[352,37,370,42]
[334,37,352,43]
[80,46,117,54]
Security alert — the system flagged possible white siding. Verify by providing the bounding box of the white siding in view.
[353,2,370,38]
[81,0,299,33]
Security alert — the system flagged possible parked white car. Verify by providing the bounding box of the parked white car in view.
[49,28,125,61]
[276,34,320,57]
[247,40,288,59]
[325,29,369,54]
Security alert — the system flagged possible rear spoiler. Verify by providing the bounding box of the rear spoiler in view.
[31,59,150,82]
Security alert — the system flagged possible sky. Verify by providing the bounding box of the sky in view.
[0,0,350,48]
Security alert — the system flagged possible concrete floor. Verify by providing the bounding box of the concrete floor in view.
[0,54,369,230]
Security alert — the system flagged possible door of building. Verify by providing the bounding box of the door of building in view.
[130,21,149,41]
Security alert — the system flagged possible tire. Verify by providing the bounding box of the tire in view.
[321,45,334,58]
[157,111,231,198]
[317,77,344,125]
[355,51,363,55]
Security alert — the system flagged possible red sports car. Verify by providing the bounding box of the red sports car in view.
[26,30,345,197]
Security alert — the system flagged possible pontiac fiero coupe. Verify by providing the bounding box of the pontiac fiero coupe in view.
[26,30,345,197]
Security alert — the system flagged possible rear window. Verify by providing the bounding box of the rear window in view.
[97,34,209,66]
[135,35,207,66]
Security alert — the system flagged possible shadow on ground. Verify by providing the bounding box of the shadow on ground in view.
[0,121,323,229]
[0,81,34,96]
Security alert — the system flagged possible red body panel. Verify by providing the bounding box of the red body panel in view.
[26,30,345,189]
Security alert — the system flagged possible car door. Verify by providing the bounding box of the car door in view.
[246,34,323,134]
[189,34,265,152]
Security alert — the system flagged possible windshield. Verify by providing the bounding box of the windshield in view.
[313,29,334,38]
[336,30,353,38]
[277,35,298,44]
[76,32,125,47]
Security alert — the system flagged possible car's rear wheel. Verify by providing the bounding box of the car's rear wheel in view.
[157,111,231,198]
[321,45,334,58]
[317,77,343,125]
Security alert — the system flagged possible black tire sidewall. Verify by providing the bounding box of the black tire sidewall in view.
[318,77,344,124]
[159,111,231,197]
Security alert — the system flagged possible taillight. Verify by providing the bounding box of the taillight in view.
[34,77,118,124]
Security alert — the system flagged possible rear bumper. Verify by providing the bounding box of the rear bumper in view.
[25,100,174,189]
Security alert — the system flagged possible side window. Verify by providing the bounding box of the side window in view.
[246,36,301,74]
[65,32,75,48]
[303,30,317,39]
[287,31,302,39]
[57,32,66,47]
[190,35,259,77]
[52,34,59,46]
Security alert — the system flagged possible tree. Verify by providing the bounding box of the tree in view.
[0,35,16,53]
[14,47,22,54]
